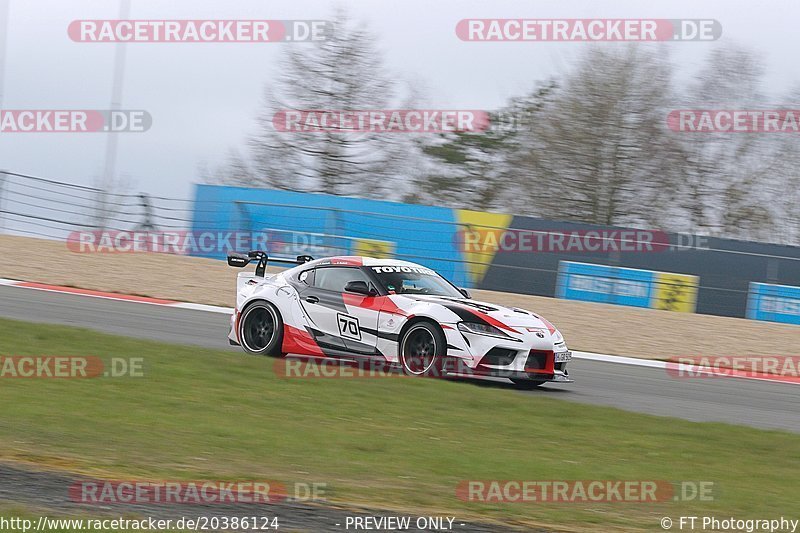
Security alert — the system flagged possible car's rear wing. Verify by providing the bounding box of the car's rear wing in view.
[227,251,314,277]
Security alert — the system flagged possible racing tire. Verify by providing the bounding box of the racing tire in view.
[511,378,546,390]
[398,321,445,377]
[238,301,284,357]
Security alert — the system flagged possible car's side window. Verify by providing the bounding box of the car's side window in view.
[314,267,370,293]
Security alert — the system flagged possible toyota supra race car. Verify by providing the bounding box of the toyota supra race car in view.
[226,252,573,388]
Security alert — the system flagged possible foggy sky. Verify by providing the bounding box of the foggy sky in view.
[0,0,796,199]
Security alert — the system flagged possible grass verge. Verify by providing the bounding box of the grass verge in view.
[1,318,798,531]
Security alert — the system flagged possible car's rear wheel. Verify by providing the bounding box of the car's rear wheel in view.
[239,301,283,356]
[399,321,445,376]
[511,378,546,390]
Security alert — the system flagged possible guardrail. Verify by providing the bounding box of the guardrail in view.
[0,171,196,240]
[1,171,800,322]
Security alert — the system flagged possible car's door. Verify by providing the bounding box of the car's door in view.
[298,266,378,353]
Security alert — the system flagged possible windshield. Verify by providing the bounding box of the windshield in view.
[369,266,464,298]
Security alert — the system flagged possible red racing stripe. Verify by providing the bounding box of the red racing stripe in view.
[14,282,177,305]
[328,256,363,266]
[342,293,410,316]
[531,313,557,335]
[462,307,520,334]
[281,324,325,356]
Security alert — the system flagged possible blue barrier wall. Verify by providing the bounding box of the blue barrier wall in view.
[556,262,654,308]
[482,216,800,319]
[191,184,469,286]
[190,184,800,323]
[747,282,800,325]
[555,261,700,312]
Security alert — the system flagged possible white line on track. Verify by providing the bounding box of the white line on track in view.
[2,277,797,386]
[171,302,234,314]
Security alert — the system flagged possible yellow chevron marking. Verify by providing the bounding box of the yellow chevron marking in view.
[455,209,513,286]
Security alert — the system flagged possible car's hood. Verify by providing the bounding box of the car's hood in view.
[406,295,556,332]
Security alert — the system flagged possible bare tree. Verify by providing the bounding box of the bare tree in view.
[217,9,420,198]
[208,30,800,246]
[200,149,254,186]
[407,81,558,211]
[505,46,682,227]
[769,86,800,245]
[673,45,780,240]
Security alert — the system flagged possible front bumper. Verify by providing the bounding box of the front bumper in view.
[466,350,573,383]
[468,365,573,382]
[442,325,573,383]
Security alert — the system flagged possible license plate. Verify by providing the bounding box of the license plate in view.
[555,351,572,363]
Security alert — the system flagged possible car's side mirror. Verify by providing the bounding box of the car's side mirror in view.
[459,288,471,299]
[345,280,376,296]
[227,253,250,268]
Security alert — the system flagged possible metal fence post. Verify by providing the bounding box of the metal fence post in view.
[235,202,252,234]
[767,257,779,284]
[0,170,7,234]
[135,193,156,232]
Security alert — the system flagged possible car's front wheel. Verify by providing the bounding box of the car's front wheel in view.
[399,321,445,376]
[238,301,283,356]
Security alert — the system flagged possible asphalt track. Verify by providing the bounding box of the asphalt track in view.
[0,462,524,533]
[2,284,799,433]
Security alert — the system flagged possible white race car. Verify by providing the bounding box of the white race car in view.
[227,252,572,388]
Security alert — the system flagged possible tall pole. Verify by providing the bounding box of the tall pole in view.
[98,0,131,228]
[0,0,8,110]
[0,0,10,234]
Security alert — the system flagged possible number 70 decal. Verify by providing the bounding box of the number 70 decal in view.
[337,313,361,341]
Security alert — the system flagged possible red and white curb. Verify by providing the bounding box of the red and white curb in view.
[0,278,232,314]
[1,278,796,385]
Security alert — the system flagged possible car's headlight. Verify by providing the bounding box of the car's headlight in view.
[457,321,509,338]
[553,329,564,343]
